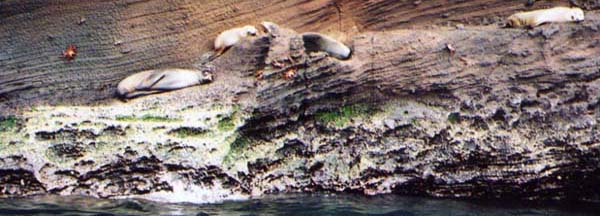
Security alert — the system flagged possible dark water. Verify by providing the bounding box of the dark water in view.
[0,193,598,216]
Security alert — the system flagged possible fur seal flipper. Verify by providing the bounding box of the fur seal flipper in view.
[301,32,352,60]
[142,73,167,89]
[117,69,212,99]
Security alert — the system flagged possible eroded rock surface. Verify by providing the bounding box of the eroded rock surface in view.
[2,0,598,112]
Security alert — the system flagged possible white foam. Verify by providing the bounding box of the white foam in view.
[119,173,249,204]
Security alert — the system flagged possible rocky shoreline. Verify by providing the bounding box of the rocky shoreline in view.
[2,18,600,202]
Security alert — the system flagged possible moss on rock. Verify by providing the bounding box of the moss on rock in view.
[115,114,181,122]
[0,116,17,132]
[315,104,373,127]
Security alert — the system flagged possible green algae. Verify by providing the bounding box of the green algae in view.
[169,127,211,138]
[217,117,236,132]
[447,112,460,124]
[0,116,17,132]
[223,133,253,165]
[315,104,372,127]
[115,114,181,122]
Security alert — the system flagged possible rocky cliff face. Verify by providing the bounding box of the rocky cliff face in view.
[2,0,598,112]
[1,0,600,203]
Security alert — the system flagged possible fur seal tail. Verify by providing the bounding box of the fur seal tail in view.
[301,32,352,60]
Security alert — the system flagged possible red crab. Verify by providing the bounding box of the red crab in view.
[63,44,77,61]
[255,69,264,80]
[271,60,285,68]
[282,68,297,80]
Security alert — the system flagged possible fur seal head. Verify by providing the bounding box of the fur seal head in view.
[301,32,352,60]
[117,69,212,99]
[570,8,585,22]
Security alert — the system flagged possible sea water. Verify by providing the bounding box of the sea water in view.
[0,193,597,216]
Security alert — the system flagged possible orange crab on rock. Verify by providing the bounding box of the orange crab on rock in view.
[255,69,264,80]
[282,68,297,80]
[63,44,77,61]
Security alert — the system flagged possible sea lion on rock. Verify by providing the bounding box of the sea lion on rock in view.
[117,69,212,99]
[259,21,279,35]
[214,25,258,57]
[301,32,352,60]
[507,6,584,28]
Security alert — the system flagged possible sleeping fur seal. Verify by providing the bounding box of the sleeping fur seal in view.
[116,68,212,99]
[507,6,584,28]
[301,32,352,60]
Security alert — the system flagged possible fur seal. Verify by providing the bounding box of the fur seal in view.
[214,25,258,56]
[259,21,279,34]
[301,32,352,60]
[507,6,584,28]
[117,69,212,99]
